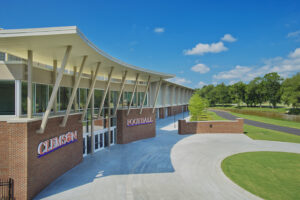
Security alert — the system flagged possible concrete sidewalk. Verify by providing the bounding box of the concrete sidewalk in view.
[35,112,300,200]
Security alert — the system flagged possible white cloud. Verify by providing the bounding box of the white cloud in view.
[154,27,165,33]
[168,77,191,85]
[184,41,228,55]
[197,81,206,88]
[191,63,210,74]
[287,30,300,38]
[289,48,300,58]
[213,65,254,81]
[213,48,300,83]
[221,34,237,42]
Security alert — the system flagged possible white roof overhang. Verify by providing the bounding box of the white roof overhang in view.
[0,26,174,82]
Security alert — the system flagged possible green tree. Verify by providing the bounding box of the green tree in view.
[230,81,246,107]
[188,93,208,121]
[263,72,283,108]
[215,83,231,106]
[197,84,217,106]
[281,73,300,108]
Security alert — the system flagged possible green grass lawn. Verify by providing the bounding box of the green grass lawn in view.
[229,112,300,130]
[208,111,300,143]
[213,105,288,113]
[244,124,300,144]
[207,110,227,120]
[221,152,300,200]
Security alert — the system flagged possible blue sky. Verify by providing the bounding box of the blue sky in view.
[1,0,300,88]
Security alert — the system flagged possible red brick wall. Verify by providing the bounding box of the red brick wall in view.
[159,108,165,119]
[117,108,155,144]
[94,118,108,127]
[0,114,83,200]
[178,118,244,134]
[0,122,9,178]
[168,105,182,116]
[27,114,83,199]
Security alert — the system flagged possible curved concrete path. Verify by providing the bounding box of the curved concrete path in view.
[211,109,300,136]
[35,113,300,200]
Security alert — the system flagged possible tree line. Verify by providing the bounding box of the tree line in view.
[196,72,300,109]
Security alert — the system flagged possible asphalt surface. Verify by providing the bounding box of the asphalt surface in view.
[210,109,300,136]
[35,112,300,200]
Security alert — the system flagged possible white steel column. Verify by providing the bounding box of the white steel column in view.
[97,67,114,119]
[91,71,95,154]
[127,73,139,115]
[139,75,151,114]
[37,46,72,134]
[169,85,173,106]
[27,50,33,118]
[52,60,58,114]
[73,66,78,111]
[15,80,22,117]
[152,78,163,113]
[113,71,128,116]
[61,56,87,127]
[81,62,101,121]
[108,87,111,148]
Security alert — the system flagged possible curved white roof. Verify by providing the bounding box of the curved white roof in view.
[0,26,174,82]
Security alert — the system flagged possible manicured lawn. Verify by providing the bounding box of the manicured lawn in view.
[190,110,227,121]
[213,105,288,114]
[221,152,300,200]
[230,112,300,129]
[244,124,300,144]
[208,110,227,120]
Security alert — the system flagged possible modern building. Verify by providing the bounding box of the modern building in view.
[0,26,193,199]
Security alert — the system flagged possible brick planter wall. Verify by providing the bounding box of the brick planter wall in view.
[117,108,155,144]
[178,118,244,134]
[0,114,83,200]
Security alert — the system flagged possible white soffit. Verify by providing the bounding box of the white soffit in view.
[0,26,174,81]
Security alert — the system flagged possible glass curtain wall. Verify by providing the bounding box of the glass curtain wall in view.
[0,81,15,115]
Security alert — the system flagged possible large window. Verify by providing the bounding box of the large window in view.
[0,52,5,61]
[0,81,15,115]
[35,84,48,113]
[59,87,71,111]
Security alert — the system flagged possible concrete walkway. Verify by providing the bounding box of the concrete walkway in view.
[211,109,300,136]
[35,113,300,200]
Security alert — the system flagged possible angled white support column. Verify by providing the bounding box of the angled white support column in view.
[97,67,114,119]
[127,73,139,116]
[81,62,101,122]
[152,78,163,113]
[91,70,95,154]
[113,71,128,116]
[139,75,151,114]
[73,66,78,111]
[37,46,72,134]
[27,50,33,118]
[52,60,58,114]
[61,56,88,127]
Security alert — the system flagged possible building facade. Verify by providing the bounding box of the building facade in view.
[0,26,193,199]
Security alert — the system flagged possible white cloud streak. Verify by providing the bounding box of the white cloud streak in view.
[213,48,300,83]
[184,41,228,55]
[154,27,165,33]
[221,34,237,42]
[191,63,210,74]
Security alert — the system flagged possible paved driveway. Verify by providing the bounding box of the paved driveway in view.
[35,113,300,200]
[210,109,300,136]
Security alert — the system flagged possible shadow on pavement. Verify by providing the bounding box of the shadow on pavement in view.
[35,112,190,199]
